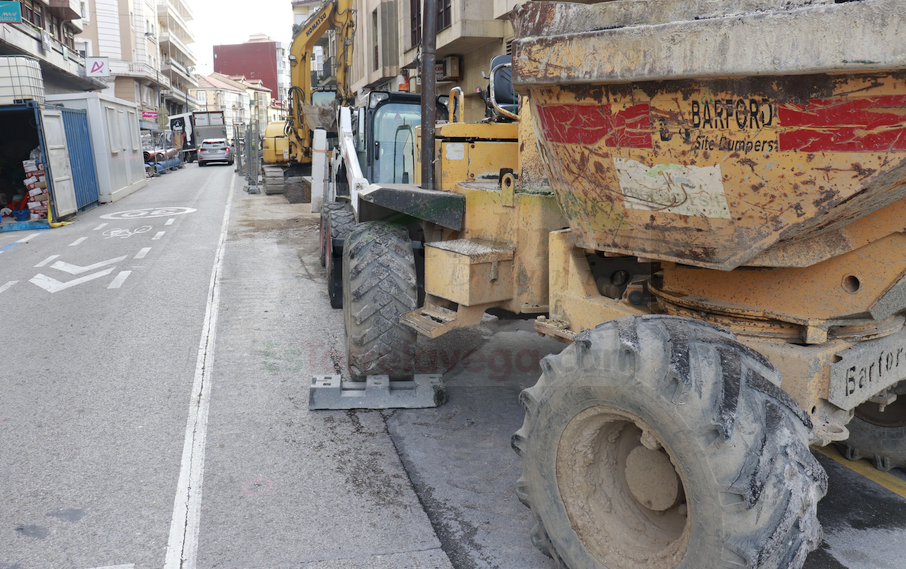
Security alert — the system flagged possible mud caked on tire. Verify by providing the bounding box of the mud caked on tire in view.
[512,315,827,569]
[342,221,417,381]
[837,383,906,471]
[324,205,355,309]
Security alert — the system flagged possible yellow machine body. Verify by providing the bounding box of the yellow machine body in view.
[262,120,289,164]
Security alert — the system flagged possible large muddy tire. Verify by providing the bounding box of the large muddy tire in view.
[837,385,906,471]
[512,315,827,569]
[319,202,348,267]
[342,222,417,380]
[325,207,355,309]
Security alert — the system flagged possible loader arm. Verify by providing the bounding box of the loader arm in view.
[286,0,355,167]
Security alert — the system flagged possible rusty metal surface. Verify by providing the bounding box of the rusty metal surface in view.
[519,73,906,270]
[510,0,906,270]
[512,0,906,85]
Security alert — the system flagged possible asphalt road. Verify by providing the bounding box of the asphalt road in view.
[0,165,904,569]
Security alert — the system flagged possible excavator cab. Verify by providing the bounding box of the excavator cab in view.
[482,55,519,122]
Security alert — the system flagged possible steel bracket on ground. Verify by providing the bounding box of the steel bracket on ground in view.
[309,374,447,410]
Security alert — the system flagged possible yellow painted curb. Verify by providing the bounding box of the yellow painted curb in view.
[813,444,906,499]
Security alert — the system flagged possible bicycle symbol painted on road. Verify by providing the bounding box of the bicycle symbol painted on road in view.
[100,207,197,220]
[103,226,152,239]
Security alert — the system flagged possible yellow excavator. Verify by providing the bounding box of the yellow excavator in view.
[262,0,355,174]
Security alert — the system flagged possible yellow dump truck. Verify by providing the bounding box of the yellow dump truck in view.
[314,1,906,567]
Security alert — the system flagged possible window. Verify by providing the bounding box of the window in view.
[23,0,44,29]
[437,0,451,32]
[409,0,421,48]
[372,10,379,71]
[105,106,120,154]
[128,111,140,150]
[80,0,90,25]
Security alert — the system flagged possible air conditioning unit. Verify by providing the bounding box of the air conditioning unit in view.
[441,56,461,81]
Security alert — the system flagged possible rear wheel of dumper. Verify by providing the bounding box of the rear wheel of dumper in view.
[512,315,827,569]
[342,221,417,381]
[325,207,356,309]
[838,383,906,471]
[319,202,348,267]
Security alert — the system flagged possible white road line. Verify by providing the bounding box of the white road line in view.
[52,256,127,275]
[165,218,175,226]
[153,231,165,240]
[135,247,151,259]
[69,237,87,246]
[107,271,131,289]
[93,223,108,231]
[165,176,234,569]
[16,232,43,243]
[0,281,17,294]
[35,255,59,267]
[30,269,115,293]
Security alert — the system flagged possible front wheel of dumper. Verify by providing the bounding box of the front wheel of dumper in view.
[512,315,827,569]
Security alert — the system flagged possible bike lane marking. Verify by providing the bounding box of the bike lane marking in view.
[69,237,87,246]
[0,231,46,254]
[35,255,59,267]
[107,271,131,289]
[135,247,151,259]
[0,281,16,294]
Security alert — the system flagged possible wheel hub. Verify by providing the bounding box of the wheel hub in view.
[557,406,690,569]
[625,445,682,511]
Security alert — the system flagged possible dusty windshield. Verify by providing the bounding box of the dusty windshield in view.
[372,103,421,184]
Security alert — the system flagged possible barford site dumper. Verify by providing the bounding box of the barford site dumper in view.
[318,1,906,567]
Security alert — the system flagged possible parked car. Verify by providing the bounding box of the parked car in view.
[197,138,233,166]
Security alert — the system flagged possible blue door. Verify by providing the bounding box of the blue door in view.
[59,107,99,211]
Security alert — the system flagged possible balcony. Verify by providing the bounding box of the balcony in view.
[159,32,196,67]
[157,0,194,24]
[48,0,80,21]
[162,85,202,108]
[157,4,196,45]
[162,57,196,86]
[109,61,171,89]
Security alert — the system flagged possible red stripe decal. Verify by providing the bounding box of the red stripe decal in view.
[779,95,906,152]
[537,104,652,149]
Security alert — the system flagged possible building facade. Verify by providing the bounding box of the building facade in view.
[213,36,288,108]
[191,73,250,141]
[346,0,519,122]
[76,0,200,130]
[157,0,199,118]
[0,0,100,95]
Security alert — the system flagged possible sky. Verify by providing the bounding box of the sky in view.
[190,0,296,76]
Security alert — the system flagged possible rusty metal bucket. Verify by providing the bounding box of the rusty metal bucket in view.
[512,0,906,270]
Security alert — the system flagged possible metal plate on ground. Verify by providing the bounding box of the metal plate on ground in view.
[309,374,447,410]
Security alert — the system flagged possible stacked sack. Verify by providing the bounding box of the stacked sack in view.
[22,159,48,220]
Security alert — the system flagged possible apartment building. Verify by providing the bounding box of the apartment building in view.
[348,0,518,121]
[191,73,251,141]
[76,0,200,130]
[157,0,199,117]
[0,0,102,94]
[213,35,289,107]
